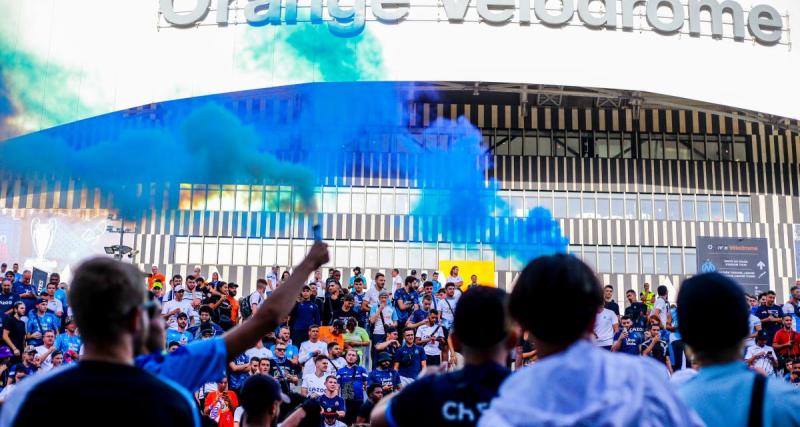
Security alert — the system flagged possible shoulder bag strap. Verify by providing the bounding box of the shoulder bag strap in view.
[747,374,766,427]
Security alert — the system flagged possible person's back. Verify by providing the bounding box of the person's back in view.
[0,257,199,427]
[676,273,800,427]
[479,255,702,427]
[373,286,513,427]
[4,361,198,426]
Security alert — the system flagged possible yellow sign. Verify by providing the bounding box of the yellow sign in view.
[438,260,496,292]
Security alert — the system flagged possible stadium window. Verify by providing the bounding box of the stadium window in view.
[738,198,751,222]
[509,130,524,155]
[696,196,710,221]
[664,135,678,160]
[609,133,622,158]
[568,196,582,218]
[597,195,610,219]
[553,193,567,218]
[582,195,596,219]
[640,196,654,220]
[566,132,581,157]
[710,196,724,222]
[639,134,651,159]
[523,130,538,156]
[669,248,682,274]
[612,247,626,273]
[620,133,633,159]
[582,247,597,270]
[653,195,667,220]
[597,247,611,273]
[625,195,638,219]
[655,248,669,274]
[678,136,691,160]
[691,135,706,160]
[720,136,733,161]
[174,237,189,264]
[684,248,697,274]
[641,248,654,274]
[651,134,665,159]
[495,129,510,156]
[538,131,552,156]
[667,196,681,221]
[706,136,720,161]
[733,136,748,162]
[682,195,696,221]
[723,197,738,222]
[595,133,609,158]
[610,194,625,219]
[626,248,639,274]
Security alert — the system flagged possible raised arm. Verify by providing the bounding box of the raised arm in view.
[222,242,329,362]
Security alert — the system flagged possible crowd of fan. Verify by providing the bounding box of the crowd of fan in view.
[1,255,800,426]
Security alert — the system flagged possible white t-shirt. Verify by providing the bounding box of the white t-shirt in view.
[161,298,194,328]
[392,275,403,291]
[301,372,327,397]
[249,291,266,308]
[46,299,63,315]
[365,286,386,309]
[446,275,463,284]
[593,309,619,347]
[328,356,346,376]
[744,344,776,376]
[745,314,762,348]
[653,297,669,326]
[299,340,329,376]
[245,346,274,361]
[440,296,459,326]
[370,305,395,335]
[416,323,444,356]
[35,345,54,372]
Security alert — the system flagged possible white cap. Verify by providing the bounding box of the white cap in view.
[174,285,186,292]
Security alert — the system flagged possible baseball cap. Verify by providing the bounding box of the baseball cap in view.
[228,282,238,288]
[152,283,163,290]
[0,346,13,358]
[174,285,186,292]
[36,297,47,305]
[378,290,391,298]
[756,330,769,341]
[24,345,37,354]
[376,352,393,363]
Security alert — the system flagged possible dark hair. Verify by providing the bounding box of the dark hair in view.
[375,273,385,279]
[186,275,195,281]
[604,285,613,290]
[765,290,776,296]
[453,286,509,349]
[250,357,261,363]
[429,308,439,315]
[367,383,382,394]
[327,341,339,351]
[343,294,355,302]
[677,273,749,355]
[404,276,416,286]
[257,278,268,287]
[69,257,146,345]
[657,285,668,296]
[790,286,799,293]
[353,277,363,284]
[168,341,180,348]
[620,315,631,321]
[511,255,602,345]
[423,281,433,288]
[198,305,214,316]
[626,289,636,295]
[172,274,183,282]
[308,324,320,331]
[422,295,432,302]
[392,269,400,274]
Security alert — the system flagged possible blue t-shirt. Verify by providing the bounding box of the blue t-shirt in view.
[54,334,83,355]
[166,328,194,347]
[318,394,346,414]
[228,352,251,391]
[368,368,400,389]
[410,309,430,325]
[13,283,38,314]
[290,301,321,332]
[0,292,20,316]
[394,344,426,378]
[337,365,369,401]
[755,305,784,338]
[25,312,60,346]
[430,280,442,294]
[54,289,68,311]
[393,289,419,322]
[136,337,228,393]
[269,344,299,360]
[612,330,644,355]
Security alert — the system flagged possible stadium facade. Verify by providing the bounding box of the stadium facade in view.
[1,0,800,301]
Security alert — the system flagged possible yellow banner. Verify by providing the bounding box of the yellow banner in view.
[438,260,496,291]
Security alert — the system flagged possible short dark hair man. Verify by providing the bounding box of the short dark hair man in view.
[677,273,800,426]
[478,255,702,426]
[237,374,290,427]
[0,257,199,426]
[372,287,514,427]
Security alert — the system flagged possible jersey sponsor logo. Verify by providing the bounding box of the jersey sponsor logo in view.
[441,401,490,422]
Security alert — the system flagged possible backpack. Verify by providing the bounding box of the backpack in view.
[239,294,252,320]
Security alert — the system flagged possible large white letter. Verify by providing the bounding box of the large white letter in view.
[160,0,211,26]
[478,0,516,23]
[442,0,472,22]
[372,0,410,22]
[646,0,684,33]
[577,0,617,28]
[748,4,782,44]
[688,0,744,40]
[534,0,575,26]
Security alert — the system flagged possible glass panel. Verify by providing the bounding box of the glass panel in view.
[221,186,236,211]
[408,247,422,268]
[627,250,640,274]
[655,248,669,274]
[639,134,651,158]
[678,136,691,160]
[174,238,189,264]
[706,136,720,160]
[597,196,610,219]
[621,133,633,159]
[696,196,710,221]
[582,196,596,219]
[495,129,509,155]
[337,189,350,213]
[250,187,264,212]
[664,135,678,160]
[566,132,580,157]
[612,248,626,273]
[424,247,437,269]
[720,136,733,161]
[247,241,261,266]
[641,249,654,274]
[553,193,567,218]
[235,187,250,211]
[670,249,682,274]
[610,195,624,219]
[179,186,192,210]
[193,185,207,211]
[625,195,638,219]
[539,193,553,212]
[568,197,582,218]
[379,247,393,267]
[509,130,523,155]
[733,141,747,162]
[692,136,706,160]
[261,244,276,266]
[684,248,697,274]
[554,132,565,156]
[203,239,217,264]
[366,193,380,215]
[380,193,395,215]
[351,190,365,213]
[597,248,611,273]
[189,238,203,264]
[276,244,290,266]
[653,196,667,220]
[218,238,234,265]
[595,134,609,158]
[723,199,738,222]
[738,199,751,222]
[651,134,664,159]
[538,132,552,156]
[396,193,409,215]
[682,195,696,221]
[609,135,622,158]
[640,196,653,220]
[710,196,724,222]
[668,197,681,221]
[323,189,337,213]
[365,247,379,268]
[351,245,364,267]
[523,132,537,156]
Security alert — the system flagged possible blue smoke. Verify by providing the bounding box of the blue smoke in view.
[0,82,567,264]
